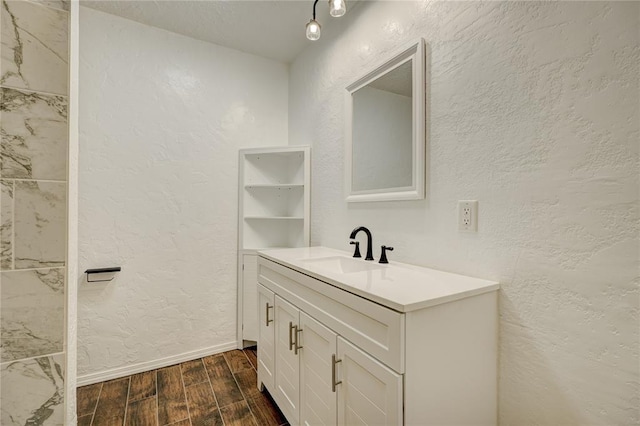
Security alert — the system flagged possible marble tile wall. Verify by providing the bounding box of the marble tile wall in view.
[1,88,68,180]
[1,268,65,362]
[1,0,69,95]
[1,353,65,424]
[1,0,69,423]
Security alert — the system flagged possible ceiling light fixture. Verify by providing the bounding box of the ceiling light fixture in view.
[329,0,347,17]
[306,0,347,41]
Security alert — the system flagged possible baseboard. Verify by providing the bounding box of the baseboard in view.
[76,341,237,387]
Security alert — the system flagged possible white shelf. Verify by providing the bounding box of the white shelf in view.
[243,184,304,217]
[245,184,304,189]
[239,146,310,250]
[244,216,304,220]
[238,146,310,348]
[241,247,291,253]
[243,150,305,186]
[244,246,304,252]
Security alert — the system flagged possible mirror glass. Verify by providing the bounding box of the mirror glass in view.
[345,39,425,202]
[351,60,412,192]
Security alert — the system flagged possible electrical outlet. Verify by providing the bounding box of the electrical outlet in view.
[458,200,478,232]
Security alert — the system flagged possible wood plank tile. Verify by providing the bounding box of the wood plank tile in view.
[77,382,102,416]
[166,421,191,426]
[243,347,258,370]
[76,349,286,426]
[126,396,158,426]
[234,368,260,398]
[77,414,93,426]
[184,382,223,426]
[203,354,244,407]
[92,377,130,425]
[210,372,245,408]
[202,354,229,379]
[223,350,253,373]
[219,400,257,426]
[180,359,208,386]
[157,366,189,425]
[245,392,286,426]
[129,370,157,402]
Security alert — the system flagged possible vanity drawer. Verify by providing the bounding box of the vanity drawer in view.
[258,257,405,373]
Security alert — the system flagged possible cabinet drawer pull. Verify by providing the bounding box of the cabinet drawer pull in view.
[265,303,274,326]
[332,354,342,392]
[294,326,303,355]
[289,321,295,351]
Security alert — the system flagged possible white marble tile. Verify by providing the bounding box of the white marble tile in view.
[1,0,69,95]
[0,268,64,362]
[0,353,65,425]
[14,181,65,269]
[25,0,69,12]
[1,180,13,269]
[1,88,68,180]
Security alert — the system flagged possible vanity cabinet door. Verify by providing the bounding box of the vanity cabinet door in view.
[299,312,338,426]
[242,254,258,342]
[274,296,301,425]
[257,284,275,391]
[337,337,403,426]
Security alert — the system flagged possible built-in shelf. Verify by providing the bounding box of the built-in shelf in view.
[242,247,291,252]
[245,184,304,189]
[238,146,311,348]
[244,216,304,220]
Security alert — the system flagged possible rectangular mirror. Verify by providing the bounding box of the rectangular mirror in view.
[345,38,426,202]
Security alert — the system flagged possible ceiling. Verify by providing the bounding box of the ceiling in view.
[81,0,341,63]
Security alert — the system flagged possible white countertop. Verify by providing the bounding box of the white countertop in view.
[258,246,499,312]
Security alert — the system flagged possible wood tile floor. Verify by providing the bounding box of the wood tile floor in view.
[77,347,288,426]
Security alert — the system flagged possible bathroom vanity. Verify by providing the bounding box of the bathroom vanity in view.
[256,246,499,426]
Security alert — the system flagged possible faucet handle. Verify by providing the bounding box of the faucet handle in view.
[379,246,394,264]
[350,241,362,258]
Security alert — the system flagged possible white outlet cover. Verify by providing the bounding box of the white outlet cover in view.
[458,200,478,232]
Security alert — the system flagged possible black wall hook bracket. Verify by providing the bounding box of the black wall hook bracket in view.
[85,267,122,283]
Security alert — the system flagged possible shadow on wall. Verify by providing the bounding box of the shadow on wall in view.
[499,293,584,425]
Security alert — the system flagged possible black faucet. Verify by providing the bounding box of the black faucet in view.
[350,241,361,258]
[350,226,374,261]
[379,246,394,264]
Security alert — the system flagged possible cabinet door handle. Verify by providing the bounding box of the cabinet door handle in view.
[289,321,295,351]
[332,354,342,392]
[265,303,273,326]
[294,326,303,355]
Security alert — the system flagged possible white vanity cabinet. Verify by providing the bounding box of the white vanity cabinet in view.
[274,295,301,424]
[299,312,337,426]
[257,284,276,391]
[260,281,400,426]
[257,247,499,426]
[337,337,403,425]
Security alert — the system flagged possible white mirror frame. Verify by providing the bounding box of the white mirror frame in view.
[345,38,426,202]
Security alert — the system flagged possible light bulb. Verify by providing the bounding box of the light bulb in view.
[306,19,321,41]
[329,0,346,17]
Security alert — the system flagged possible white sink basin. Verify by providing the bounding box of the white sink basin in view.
[260,246,500,312]
[300,255,384,274]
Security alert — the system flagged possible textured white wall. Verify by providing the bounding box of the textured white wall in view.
[289,1,639,424]
[78,7,288,378]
